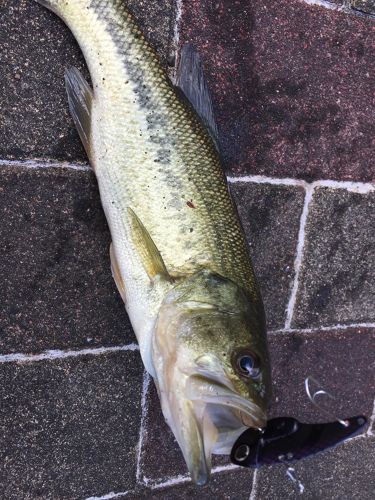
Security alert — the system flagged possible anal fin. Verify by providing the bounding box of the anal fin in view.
[65,67,94,163]
[110,243,126,303]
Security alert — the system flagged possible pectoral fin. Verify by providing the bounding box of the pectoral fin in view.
[128,208,171,282]
[110,243,126,303]
[65,67,93,162]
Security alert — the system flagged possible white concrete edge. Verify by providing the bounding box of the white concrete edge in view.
[284,185,314,329]
[0,344,139,364]
[300,0,343,11]
[1,323,373,363]
[148,463,239,490]
[300,0,375,17]
[228,175,375,194]
[1,159,373,193]
[136,372,152,483]
[173,0,183,50]
[367,399,375,437]
[86,491,130,500]
[0,158,91,172]
[228,175,308,188]
[269,322,375,335]
[249,467,258,500]
[171,0,183,83]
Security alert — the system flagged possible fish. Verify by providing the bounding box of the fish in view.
[33,0,272,485]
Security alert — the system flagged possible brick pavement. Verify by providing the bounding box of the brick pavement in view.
[0,1,374,498]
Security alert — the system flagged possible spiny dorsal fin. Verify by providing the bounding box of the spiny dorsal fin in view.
[128,208,171,282]
[175,44,219,150]
[65,67,93,160]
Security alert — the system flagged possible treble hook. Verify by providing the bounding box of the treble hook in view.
[304,376,349,427]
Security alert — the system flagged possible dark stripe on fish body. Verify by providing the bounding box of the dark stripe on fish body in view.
[89,0,260,301]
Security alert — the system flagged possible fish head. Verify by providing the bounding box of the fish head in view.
[152,270,271,485]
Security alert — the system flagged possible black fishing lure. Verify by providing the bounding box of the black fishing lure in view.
[231,415,367,467]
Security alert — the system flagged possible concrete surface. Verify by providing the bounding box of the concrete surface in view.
[0,0,374,498]
[293,187,375,328]
[179,0,375,181]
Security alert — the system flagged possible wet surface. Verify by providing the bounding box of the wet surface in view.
[0,0,176,162]
[135,468,255,499]
[139,328,375,483]
[231,183,305,329]
[179,0,375,181]
[0,166,306,353]
[256,435,375,499]
[292,187,375,328]
[0,350,143,499]
[0,166,134,354]
[0,0,374,498]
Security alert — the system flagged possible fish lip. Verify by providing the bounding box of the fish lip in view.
[156,365,267,484]
[186,371,267,430]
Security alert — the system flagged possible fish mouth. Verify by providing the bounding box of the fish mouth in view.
[187,371,267,438]
[166,371,267,485]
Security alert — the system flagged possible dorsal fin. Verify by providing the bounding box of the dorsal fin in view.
[64,67,94,160]
[175,45,219,150]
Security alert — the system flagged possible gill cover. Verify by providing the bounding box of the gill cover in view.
[151,270,271,484]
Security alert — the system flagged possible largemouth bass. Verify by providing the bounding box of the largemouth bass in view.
[34,0,271,484]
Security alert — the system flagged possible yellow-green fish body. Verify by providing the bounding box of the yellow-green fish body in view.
[34,0,271,484]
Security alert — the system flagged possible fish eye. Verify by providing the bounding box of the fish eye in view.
[233,350,261,379]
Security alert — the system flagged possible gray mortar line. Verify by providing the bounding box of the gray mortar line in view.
[136,371,152,484]
[0,344,139,364]
[367,399,375,436]
[284,184,315,329]
[301,0,345,10]
[229,175,308,188]
[249,468,259,500]
[279,177,373,330]
[269,322,375,335]
[1,326,371,364]
[1,159,374,193]
[171,0,183,83]
[147,463,239,490]
[0,158,91,171]
[86,491,131,500]
[301,0,375,18]
[229,175,374,193]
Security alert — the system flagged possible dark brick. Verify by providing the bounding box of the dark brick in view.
[268,328,375,423]
[256,436,375,500]
[0,0,177,162]
[138,379,229,484]
[140,328,374,483]
[179,0,375,182]
[292,187,375,328]
[139,374,241,484]
[230,182,305,329]
[0,350,143,499]
[0,166,134,354]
